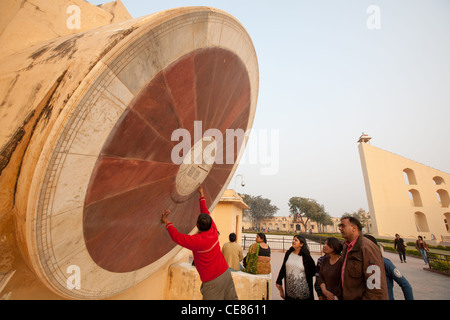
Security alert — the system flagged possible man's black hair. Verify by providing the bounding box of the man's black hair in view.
[229,233,237,242]
[197,213,212,231]
[341,216,363,232]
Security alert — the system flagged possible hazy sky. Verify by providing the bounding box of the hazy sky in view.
[92,0,450,217]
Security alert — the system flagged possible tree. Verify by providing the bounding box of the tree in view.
[341,208,370,232]
[314,208,333,232]
[240,194,279,226]
[288,197,326,232]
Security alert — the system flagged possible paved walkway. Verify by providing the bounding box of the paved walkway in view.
[246,249,450,300]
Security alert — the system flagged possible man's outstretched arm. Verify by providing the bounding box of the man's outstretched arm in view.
[162,209,199,251]
[198,186,209,215]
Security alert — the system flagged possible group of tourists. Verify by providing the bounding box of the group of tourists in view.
[161,187,417,300]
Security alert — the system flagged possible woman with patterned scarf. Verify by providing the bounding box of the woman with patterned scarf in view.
[243,233,271,274]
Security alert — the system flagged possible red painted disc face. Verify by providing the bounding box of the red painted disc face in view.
[83,47,250,272]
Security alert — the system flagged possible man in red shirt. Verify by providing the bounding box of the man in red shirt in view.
[161,186,238,300]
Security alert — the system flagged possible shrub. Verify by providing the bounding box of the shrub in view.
[429,260,450,274]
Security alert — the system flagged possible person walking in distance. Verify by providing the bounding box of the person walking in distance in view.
[161,186,238,300]
[415,235,430,265]
[394,233,407,263]
[339,216,388,300]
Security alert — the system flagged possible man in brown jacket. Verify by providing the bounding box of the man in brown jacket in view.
[339,216,388,300]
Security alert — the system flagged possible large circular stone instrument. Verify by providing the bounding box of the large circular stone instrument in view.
[2,7,258,299]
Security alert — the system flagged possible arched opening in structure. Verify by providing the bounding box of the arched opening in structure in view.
[408,189,423,207]
[437,189,450,207]
[414,211,429,232]
[444,212,450,233]
[433,176,445,185]
[403,168,417,185]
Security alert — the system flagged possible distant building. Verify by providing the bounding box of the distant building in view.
[242,215,341,234]
[358,134,450,243]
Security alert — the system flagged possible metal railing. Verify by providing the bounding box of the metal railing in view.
[427,252,450,274]
[441,235,450,244]
[242,235,323,253]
